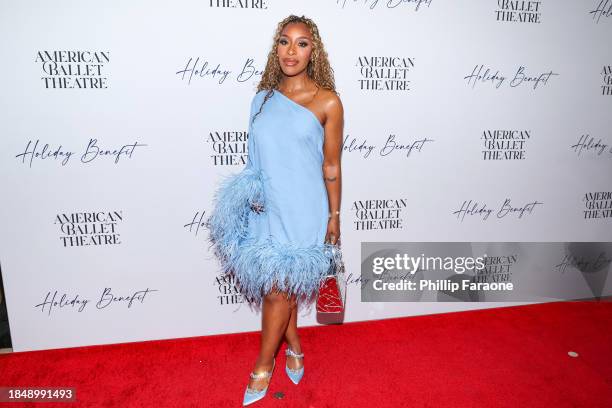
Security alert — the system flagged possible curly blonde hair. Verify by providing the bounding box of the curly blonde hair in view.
[252,15,337,124]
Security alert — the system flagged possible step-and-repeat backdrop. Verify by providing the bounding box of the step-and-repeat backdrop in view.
[1,1,611,352]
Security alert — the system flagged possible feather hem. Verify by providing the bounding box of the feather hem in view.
[205,167,340,305]
[229,238,341,305]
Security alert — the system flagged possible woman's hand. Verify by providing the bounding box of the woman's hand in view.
[325,216,340,245]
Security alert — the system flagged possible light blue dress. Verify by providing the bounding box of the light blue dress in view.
[206,89,338,306]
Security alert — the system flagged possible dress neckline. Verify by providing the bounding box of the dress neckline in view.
[274,89,324,131]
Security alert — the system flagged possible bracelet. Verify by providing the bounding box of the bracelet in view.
[328,210,340,218]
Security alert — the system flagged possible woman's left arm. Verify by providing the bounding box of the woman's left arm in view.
[322,93,344,245]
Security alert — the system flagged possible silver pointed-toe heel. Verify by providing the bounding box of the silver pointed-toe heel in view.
[285,346,304,385]
[243,359,275,406]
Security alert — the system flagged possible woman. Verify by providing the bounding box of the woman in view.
[206,15,343,406]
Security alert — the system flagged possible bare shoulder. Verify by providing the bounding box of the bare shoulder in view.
[320,88,343,108]
[319,88,344,122]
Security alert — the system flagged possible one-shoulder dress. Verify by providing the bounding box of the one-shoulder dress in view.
[206,89,338,306]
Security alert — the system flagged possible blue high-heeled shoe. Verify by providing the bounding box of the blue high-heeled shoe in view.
[243,359,275,406]
[285,346,304,385]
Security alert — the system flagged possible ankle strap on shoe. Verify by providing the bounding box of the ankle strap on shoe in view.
[286,347,304,358]
[249,360,275,379]
[250,370,272,379]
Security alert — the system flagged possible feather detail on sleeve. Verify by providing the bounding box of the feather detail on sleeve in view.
[205,167,266,270]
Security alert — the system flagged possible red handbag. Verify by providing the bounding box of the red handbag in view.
[316,244,346,324]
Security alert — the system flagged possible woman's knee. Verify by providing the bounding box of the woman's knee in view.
[288,295,297,310]
[264,287,291,304]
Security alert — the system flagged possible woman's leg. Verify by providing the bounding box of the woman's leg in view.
[248,288,292,391]
[284,295,303,370]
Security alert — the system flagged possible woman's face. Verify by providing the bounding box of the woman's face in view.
[277,22,314,76]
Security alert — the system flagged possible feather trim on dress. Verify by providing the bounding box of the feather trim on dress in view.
[205,167,340,306]
[206,167,266,267]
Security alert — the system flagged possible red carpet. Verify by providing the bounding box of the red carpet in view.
[1,301,611,407]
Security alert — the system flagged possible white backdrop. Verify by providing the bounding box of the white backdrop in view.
[1,0,611,352]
